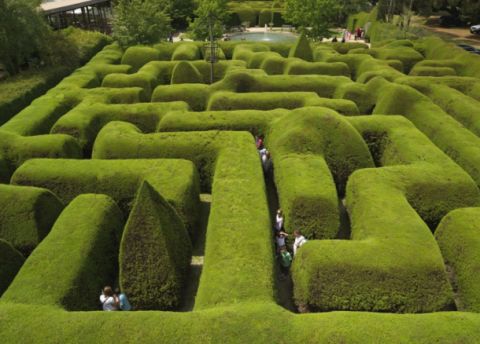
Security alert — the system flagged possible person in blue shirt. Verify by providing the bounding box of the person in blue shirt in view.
[115,288,132,311]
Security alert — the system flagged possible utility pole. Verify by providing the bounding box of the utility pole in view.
[205,13,218,84]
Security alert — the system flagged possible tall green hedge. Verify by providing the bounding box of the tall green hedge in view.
[120,181,192,310]
[0,184,63,255]
[2,194,124,310]
[11,159,201,236]
[436,208,480,312]
[0,239,24,296]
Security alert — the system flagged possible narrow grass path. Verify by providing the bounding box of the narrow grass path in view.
[179,194,211,311]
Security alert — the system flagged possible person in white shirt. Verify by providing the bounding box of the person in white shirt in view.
[100,286,120,311]
[293,230,307,256]
[275,209,284,231]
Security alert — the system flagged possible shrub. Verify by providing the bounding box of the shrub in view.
[92,124,275,308]
[120,181,192,310]
[121,46,161,71]
[0,239,24,296]
[285,61,351,77]
[397,78,480,137]
[171,61,203,84]
[151,84,211,111]
[51,102,189,152]
[171,43,201,61]
[0,184,63,255]
[1,194,124,310]
[436,208,480,312]
[369,77,480,187]
[288,33,313,62]
[11,159,201,236]
[0,130,82,173]
[0,67,69,125]
[268,108,373,238]
[102,73,156,99]
[292,115,479,312]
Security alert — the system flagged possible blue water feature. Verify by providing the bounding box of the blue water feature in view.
[229,32,297,42]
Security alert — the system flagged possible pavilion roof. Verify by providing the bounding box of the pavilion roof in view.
[40,0,109,15]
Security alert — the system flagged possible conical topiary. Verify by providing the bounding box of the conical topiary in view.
[289,33,313,62]
[119,181,192,310]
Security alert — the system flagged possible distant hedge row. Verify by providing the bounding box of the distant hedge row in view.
[0,28,110,125]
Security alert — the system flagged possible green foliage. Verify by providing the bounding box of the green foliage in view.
[436,208,480,312]
[284,0,339,40]
[120,181,192,310]
[292,115,479,312]
[152,84,211,111]
[171,43,202,60]
[0,239,24,296]
[268,108,373,238]
[0,0,50,74]
[92,126,275,308]
[12,159,201,235]
[121,46,161,71]
[1,194,124,310]
[288,33,313,61]
[189,0,229,41]
[171,61,203,84]
[0,184,63,255]
[112,0,172,47]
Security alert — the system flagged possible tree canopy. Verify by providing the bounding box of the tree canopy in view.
[188,0,229,41]
[0,0,51,74]
[284,0,342,40]
[112,0,172,47]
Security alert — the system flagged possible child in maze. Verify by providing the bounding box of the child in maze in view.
[275,231,288,252]
[293,230,307,256]
[100,286,120,311]
[262,151,272,174]
[275,209,284,231]
[279,246,292,277]
[115,288,132,311]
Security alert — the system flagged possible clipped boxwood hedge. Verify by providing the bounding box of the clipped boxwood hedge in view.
[0,184,63,255]
[2,194,124,310]
[11,158,201,236]
[120,181,192,310]
[0,239,24,296]
[436,208,480,312]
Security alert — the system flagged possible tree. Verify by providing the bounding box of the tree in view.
[188,0,228,41]
[0,0,51,74]
[284,0,341,40]
[169,0,195,30]
[431,0,480,23]
[335,0,371,24]
[112,0,172,47]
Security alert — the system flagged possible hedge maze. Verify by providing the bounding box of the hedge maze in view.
[2,34,480,342]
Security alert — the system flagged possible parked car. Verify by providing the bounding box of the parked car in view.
[471,24,480,34]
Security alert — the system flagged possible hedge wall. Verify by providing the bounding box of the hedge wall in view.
[292,115,479,312]
[2,194,124,310]
[0,184,63,255]
[11,159,201,236]
[92,124,274,309]
[0,239,24,296]
[51,101,189,153]
[435,208,480,312]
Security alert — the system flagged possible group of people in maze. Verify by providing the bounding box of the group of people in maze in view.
[99,286,132,311]
[98,136,306,311]
[256,135,308,278]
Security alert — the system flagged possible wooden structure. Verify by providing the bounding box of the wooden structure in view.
[41,0,112,33]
